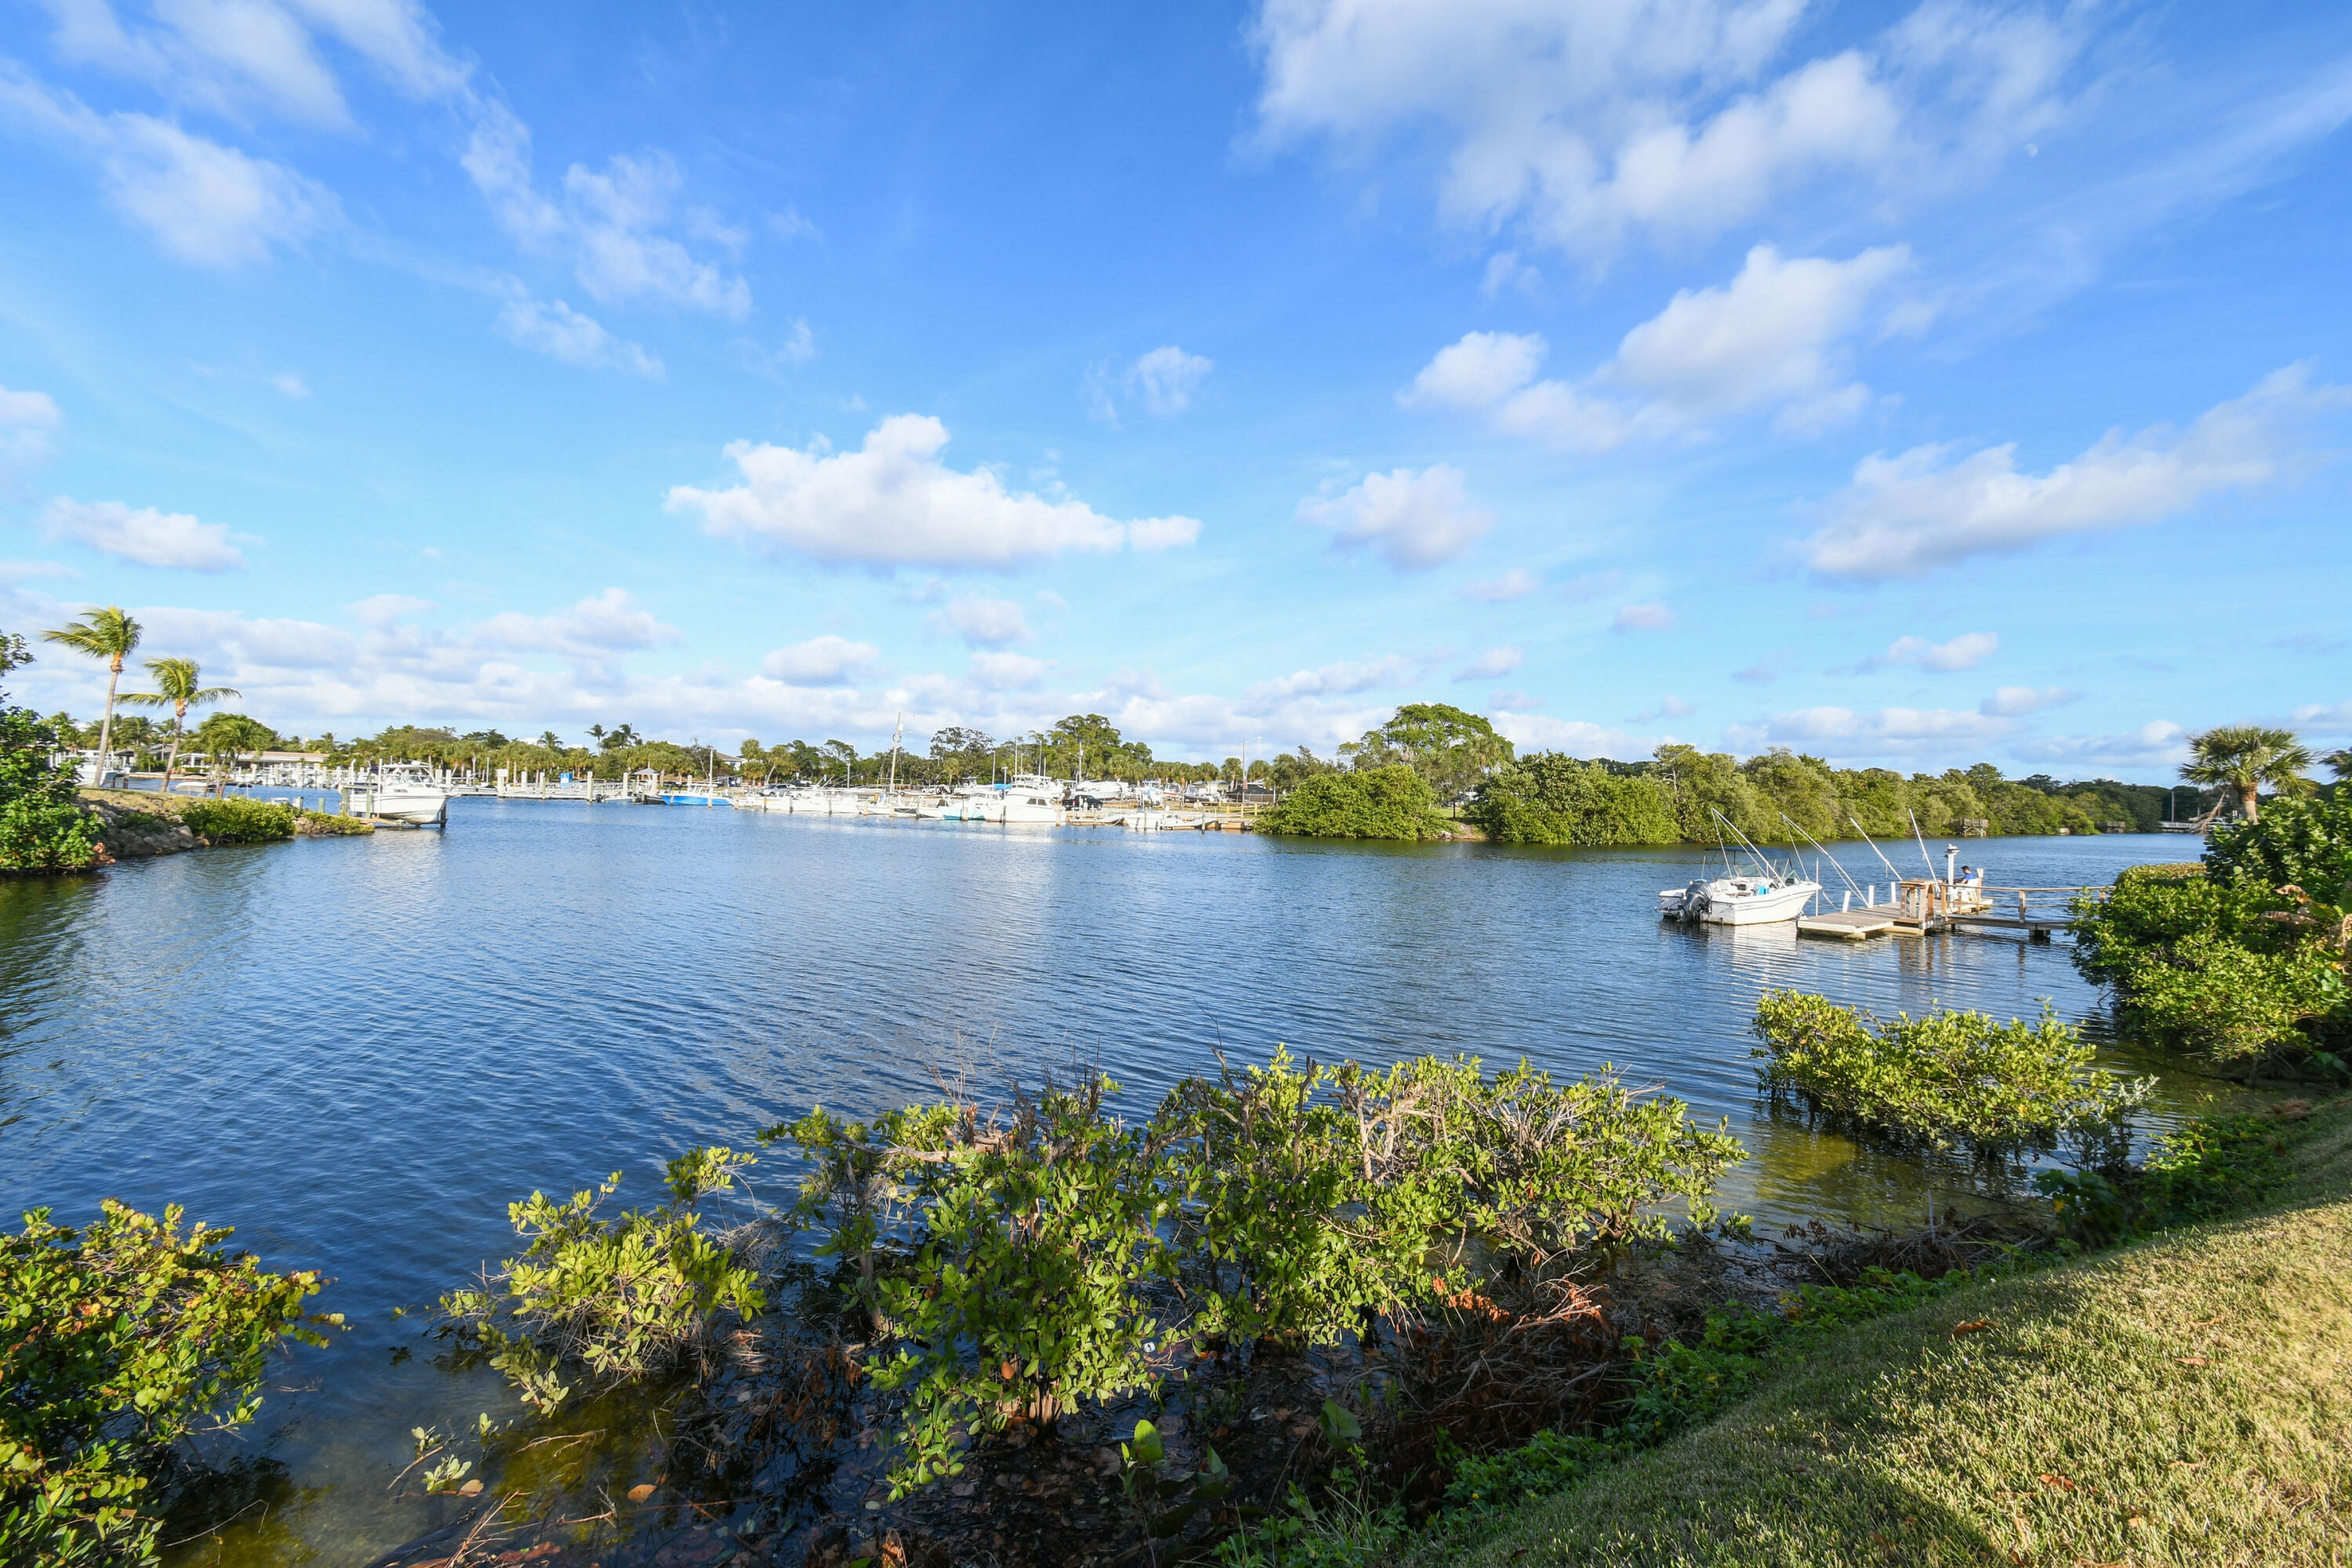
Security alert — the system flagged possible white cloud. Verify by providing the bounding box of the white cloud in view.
[930,595,1033,648]
[1803,365,2352,579]
[42,496,246,570]
[494,291,663,378]
[270,370,310,397]
[2009,720,2188,768]
[474,588,678,656]
[1247,656,1418,702]
[1088,345,1217,425]
[0,64,335,265]
[1131,346,1214,416]
[1462,565,1539,603]
[1493,711,1656,760]
[1733,648,1790,683]
[1454,646,1523,681]
[347,592,434,626]
[1405,245,1909,449]
[1613,600,1675,632]
[1250,0,2081,257]
[38,0,472,123]
[463,100,750,318]
[1298,463,1490,571]
[2291,699,2352,731]
[1861,630,1999,673]
[967,652,1051,690]
[1759,704,2014,746]
[1980,684,2078,717]
[761,635,880,686]
[0,383,64,474]
[671,415,1202,569]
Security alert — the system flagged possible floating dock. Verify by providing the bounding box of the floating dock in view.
[1798,882,2090,942]
[1796,906,1906,939]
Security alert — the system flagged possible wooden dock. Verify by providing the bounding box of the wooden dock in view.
[1796,906,1907,939]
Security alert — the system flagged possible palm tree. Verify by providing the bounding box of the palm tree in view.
[38,607,141,779]
[2328,749,2352,784]
[2180,724,2313,825]
[120,659,239,794]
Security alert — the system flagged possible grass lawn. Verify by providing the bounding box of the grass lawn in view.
[1450,1103,2352,1566]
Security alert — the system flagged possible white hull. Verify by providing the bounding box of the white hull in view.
[1661,877,1819,926]
[371,788,448,824]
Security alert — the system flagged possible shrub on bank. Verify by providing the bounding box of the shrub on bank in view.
[0,1202,337,1564]
[178,797,298,844]
[1259,764,1452,840]
[2071,819,2350,1076]
[0,629,104,873]
[1751,991,2149,1153]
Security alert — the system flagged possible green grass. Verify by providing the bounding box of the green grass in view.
[1446,1103,2352,1567]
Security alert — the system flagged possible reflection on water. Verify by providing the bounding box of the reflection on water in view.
[0,805,2218,1563]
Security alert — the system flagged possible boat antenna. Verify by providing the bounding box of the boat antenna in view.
[1708,807,1777,873]
[1906,808,1938,880]
[1783,813,1867,898]
[1847,815,1907,883]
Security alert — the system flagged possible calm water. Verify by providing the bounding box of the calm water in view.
[0,804,2213,1562]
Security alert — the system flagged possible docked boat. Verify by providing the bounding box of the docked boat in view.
[978,775,1066,825]
[365,763,451,826]
[1659,874,1820,925]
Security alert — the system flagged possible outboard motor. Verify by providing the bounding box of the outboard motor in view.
[1678,879,1709,923]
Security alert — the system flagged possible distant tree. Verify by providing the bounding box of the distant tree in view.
[119,659,238,793]
[0,628,106,872]
[2327,749,2352,784]
[601,724,640,750]
[1261,764,1451,840]
[2183,725,2314,826]
[192,713,280,784]
[1348,704,1513,798]
[38,606,142,772]
[537,729,563,752]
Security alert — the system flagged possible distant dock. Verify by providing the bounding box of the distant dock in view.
[1798,882,2089,943]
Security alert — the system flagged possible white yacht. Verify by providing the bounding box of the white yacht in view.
[979,775,1066,825]
[363,763,451,826]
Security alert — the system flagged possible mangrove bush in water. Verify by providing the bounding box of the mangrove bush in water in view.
[433,1153,764,1415]
[459,1054,1740,1498]
[0,1201,338,1565]
[1751,991,2149,1154]
[2071,797,2352,1076]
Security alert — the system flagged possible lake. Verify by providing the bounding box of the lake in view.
[0,803,2212,1563]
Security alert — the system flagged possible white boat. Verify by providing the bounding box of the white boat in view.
[1660,874,1820,926]
[978,775,1065,825]
[365,763,450,826]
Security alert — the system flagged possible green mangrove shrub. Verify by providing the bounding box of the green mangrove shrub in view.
[1751,992,2148,1153]
[434,1152,764,1414]
[768,1053,1740,1496]
[1259,765,1451,840]
[177,797,297,845]
[1,1201,338,1566]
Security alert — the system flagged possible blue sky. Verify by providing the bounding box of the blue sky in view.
[2,0,2347,775]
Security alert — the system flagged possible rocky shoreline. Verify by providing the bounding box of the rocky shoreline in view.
[78,789,373,861]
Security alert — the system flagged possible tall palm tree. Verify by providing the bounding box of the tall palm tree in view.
[38,607,141,779]
[2328,749,2352,784]
[2180,724,2313,825]
[120,659,238,794]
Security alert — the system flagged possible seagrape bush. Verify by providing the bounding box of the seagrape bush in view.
[177,797,298,845]
[762,1052,1740,1496]
[2072,804,2352,1075]
[1751,992,2149,1153]
[1260,764,1451,840]
[1,1201,339,1565]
